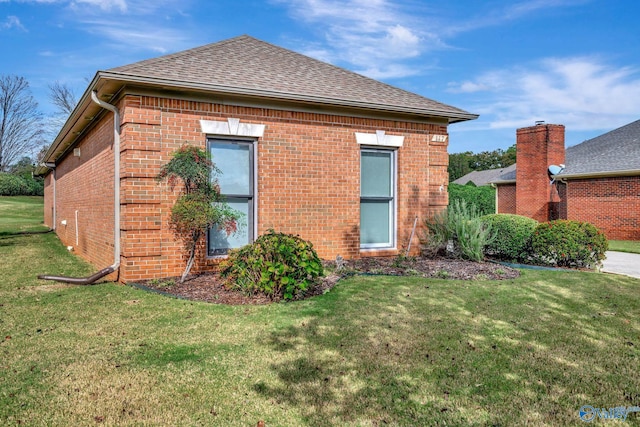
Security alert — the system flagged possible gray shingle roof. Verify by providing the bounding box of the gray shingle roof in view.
[105,35,477,122]
[560,119,640,176]
[453,164,515,186]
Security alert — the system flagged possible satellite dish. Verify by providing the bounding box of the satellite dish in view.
[548,165,564,176]
[548,164,565,184]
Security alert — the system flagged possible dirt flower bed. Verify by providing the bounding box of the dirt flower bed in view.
[135,256,519,305]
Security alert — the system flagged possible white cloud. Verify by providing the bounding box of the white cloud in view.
[2,15,27,30]
[445,0,589,36]
[450,57,640,131]
[80,19,188,53]
[277,0,442,78]
[71,0,128,12]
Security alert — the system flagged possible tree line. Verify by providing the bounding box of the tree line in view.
[0,74,77,195]
[448,144,516,182]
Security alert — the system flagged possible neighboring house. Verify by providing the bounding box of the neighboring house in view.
[38,35,478,282]
[452,164,515,187]
[491,121,640,240]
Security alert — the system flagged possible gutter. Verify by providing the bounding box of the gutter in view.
[37,91,121,284]
[99,71,480,123]
[554,169,640,180]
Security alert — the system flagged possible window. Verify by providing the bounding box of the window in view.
[360,149,395,248]
[207,139,254,256]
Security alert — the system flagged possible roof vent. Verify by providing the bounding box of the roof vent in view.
[535,120,545,125]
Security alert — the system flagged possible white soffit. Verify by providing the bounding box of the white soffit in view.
[200,118,266,137]
[355,130,404,147]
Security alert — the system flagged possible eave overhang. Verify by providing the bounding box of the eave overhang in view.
[37,72,478,175]
[555,169,640,180]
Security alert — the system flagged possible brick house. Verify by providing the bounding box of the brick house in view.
[38,35,477,283]
[492,120,640,240]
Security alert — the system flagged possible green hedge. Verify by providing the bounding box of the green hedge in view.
[530,220,608,269]
[0,173,43,196]
[448,183,495,216]
[481,214,538,262]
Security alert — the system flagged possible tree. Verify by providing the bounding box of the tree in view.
[45,80,78,145]
[448,144,517,182]
[48,81,77,116]
[0,75,43,172]
[157,145,242,283]
[448,151,473,182]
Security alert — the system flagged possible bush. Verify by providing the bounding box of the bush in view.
[530,220,608,269]
[220,230,323,301]
[421,200,493,262]
[0,173,29,196]
[448,183,495,216]
[0,173,44,196]
[481,214,538,262]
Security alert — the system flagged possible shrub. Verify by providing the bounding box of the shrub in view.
[421,200,493,262]
[0,173,44,196]
[448,183,495,216]
[420,209,452,257]
[0,173,27,196]
[220,230,323,301]
[530,220,608,269]
[157,145,241,283]
[481,214,538,262]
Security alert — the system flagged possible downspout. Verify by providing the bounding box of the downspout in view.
[490,183,498,214]
[38,91,121,284]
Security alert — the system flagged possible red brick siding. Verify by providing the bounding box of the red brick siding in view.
[45,94,450,282]
[557,181,568,220]
[566,176,640,240]
[497,184,516,214]
[515,124,565,222]
[46,116,120,281]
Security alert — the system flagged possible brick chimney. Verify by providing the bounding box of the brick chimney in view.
[515,123,565,222]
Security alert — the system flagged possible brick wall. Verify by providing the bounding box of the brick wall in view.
[566,176,640,240]
[515,124,565,222]
[497,184,516,214]
[45,94,450,282]
[46,115,120,281]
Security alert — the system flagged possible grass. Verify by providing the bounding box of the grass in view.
[0,195,48,234]
[2,196,640,426]
[609,240,640,254]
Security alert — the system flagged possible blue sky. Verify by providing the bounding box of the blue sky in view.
[1,0,639,153]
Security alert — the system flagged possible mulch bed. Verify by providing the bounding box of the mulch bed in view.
[134,256,520,305]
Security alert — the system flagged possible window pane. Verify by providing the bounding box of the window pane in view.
[361,151,391,197]
[210,143,251,195]
[208,198,250,255]
[360,200,391,245]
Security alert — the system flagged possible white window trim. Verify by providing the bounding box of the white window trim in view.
[360,148,397,250]
[355,130,404,147]
[200,118,265,138]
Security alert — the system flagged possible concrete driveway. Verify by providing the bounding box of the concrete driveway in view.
[601,251,640,279]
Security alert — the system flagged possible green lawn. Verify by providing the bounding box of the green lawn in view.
[0,195,48,234]
[1,197,640,426]
[609,240,640,254]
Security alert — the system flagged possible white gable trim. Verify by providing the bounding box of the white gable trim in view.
[355,130,404,147]
[200,118,266,137]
